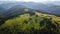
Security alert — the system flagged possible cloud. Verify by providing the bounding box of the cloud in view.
[0,0,60,2]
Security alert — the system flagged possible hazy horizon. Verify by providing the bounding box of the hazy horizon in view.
[0,0,60,2]
[0,0,60,5]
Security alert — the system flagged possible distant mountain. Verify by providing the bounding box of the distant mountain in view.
[0,5,7,13]
[21,2,60,16]
[0,2,60,16]
[3,5,27,17]
[0,3,17,14]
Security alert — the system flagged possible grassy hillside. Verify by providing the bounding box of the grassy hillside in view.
[0,12,60,34]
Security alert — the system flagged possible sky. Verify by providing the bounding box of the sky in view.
[0,0,60,2]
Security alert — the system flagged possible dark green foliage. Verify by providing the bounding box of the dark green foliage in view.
[29,12,35,16]
[24,20,28,24]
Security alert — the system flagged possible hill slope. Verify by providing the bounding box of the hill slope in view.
[0,10,60,34]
